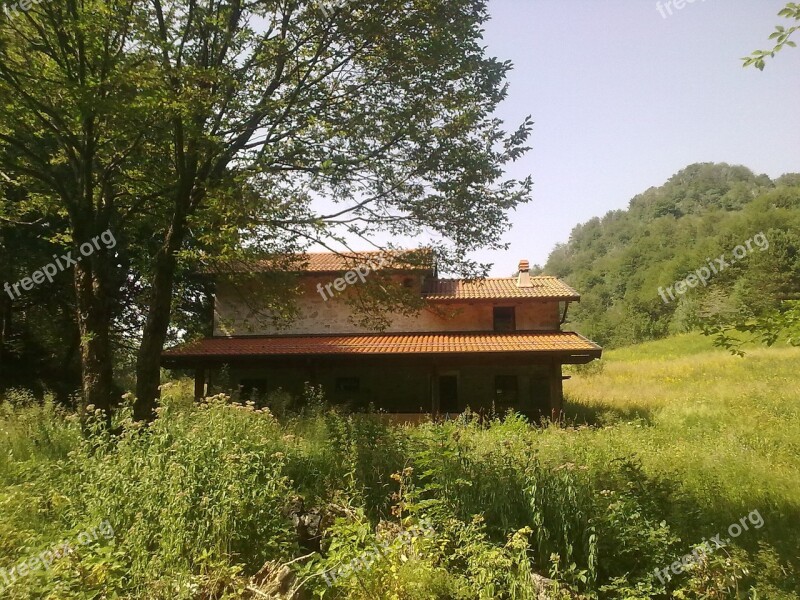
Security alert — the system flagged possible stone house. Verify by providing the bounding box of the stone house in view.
[161,251,602,419]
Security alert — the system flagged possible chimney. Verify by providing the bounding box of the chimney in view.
[516,259,532,288]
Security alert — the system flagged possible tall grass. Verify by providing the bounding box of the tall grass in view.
[0,339,797,598]
[562,333,800,597]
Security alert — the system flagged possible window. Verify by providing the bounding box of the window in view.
[402,277,415,289]
[493,306,516,331]
[239,378,267,400]
[495,375,519,405]
[335,377,360,392]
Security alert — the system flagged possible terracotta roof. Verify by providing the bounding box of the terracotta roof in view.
[205,250,434,274]
[298,251,432,272]
[423,277,579,301]
[162,332,601,364]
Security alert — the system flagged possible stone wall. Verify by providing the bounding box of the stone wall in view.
[213,274,562,336]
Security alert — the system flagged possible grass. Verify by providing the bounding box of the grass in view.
[564,334,800,500]
[0,333,797,598]
[561,333,800,596]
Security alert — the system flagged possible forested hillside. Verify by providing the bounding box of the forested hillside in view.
[545,163,800,347]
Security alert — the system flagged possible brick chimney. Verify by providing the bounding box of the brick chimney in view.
[516,259,532,288]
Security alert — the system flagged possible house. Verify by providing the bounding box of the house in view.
[161,251,602,419]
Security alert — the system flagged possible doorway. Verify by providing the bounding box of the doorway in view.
[439,375,459,413]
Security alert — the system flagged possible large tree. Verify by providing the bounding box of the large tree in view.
[0,0,148,413]
[129,0,533,419]
[1,0,533,418]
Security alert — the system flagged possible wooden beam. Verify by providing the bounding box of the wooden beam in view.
[194,368,206,401]
[549,361,563,420]
[430,364,439,414]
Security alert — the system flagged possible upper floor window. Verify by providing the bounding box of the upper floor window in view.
[493,306,516,331]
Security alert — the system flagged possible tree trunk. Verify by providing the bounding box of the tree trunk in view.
[134,143,202,421]
[0,293,11,372]
[134,219,187,421]
[74,258,114,416]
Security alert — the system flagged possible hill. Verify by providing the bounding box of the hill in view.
[545,163,800,347]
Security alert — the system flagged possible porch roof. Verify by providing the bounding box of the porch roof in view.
[162,331,602,366]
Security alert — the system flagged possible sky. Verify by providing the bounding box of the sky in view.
[475,0,800,276]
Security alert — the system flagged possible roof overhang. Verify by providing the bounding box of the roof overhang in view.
[421,276,581,302]
[162,332,603,368]
[424,295,581,304]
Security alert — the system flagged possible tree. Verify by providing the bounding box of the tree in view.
[0,189,82,399]
[542,164,800,349]
[1,0,533,419]
[711,2,800,353]
[123,0,533,419]
[0,0,147,413]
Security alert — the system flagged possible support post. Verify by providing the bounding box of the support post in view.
[194,367,206,400]
[430,365,439,415]
[549,361,563,420]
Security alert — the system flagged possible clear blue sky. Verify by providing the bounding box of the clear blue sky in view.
[477,0,800,276]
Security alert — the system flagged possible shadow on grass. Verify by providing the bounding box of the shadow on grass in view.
[664,488,800,595]
[563,395,655,426]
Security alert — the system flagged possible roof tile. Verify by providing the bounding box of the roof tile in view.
[162,331,601,361]
[423,277,579,301]
[207,250,433,274]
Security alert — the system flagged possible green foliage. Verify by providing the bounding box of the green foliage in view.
[0,0,534,415]
[0,213,83,401]
[545,163,800,348]
[565,335,800,598]
[742,3,800,70]
[702,300,800,356]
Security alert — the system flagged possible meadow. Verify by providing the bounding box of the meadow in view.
[0,334,797,599]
